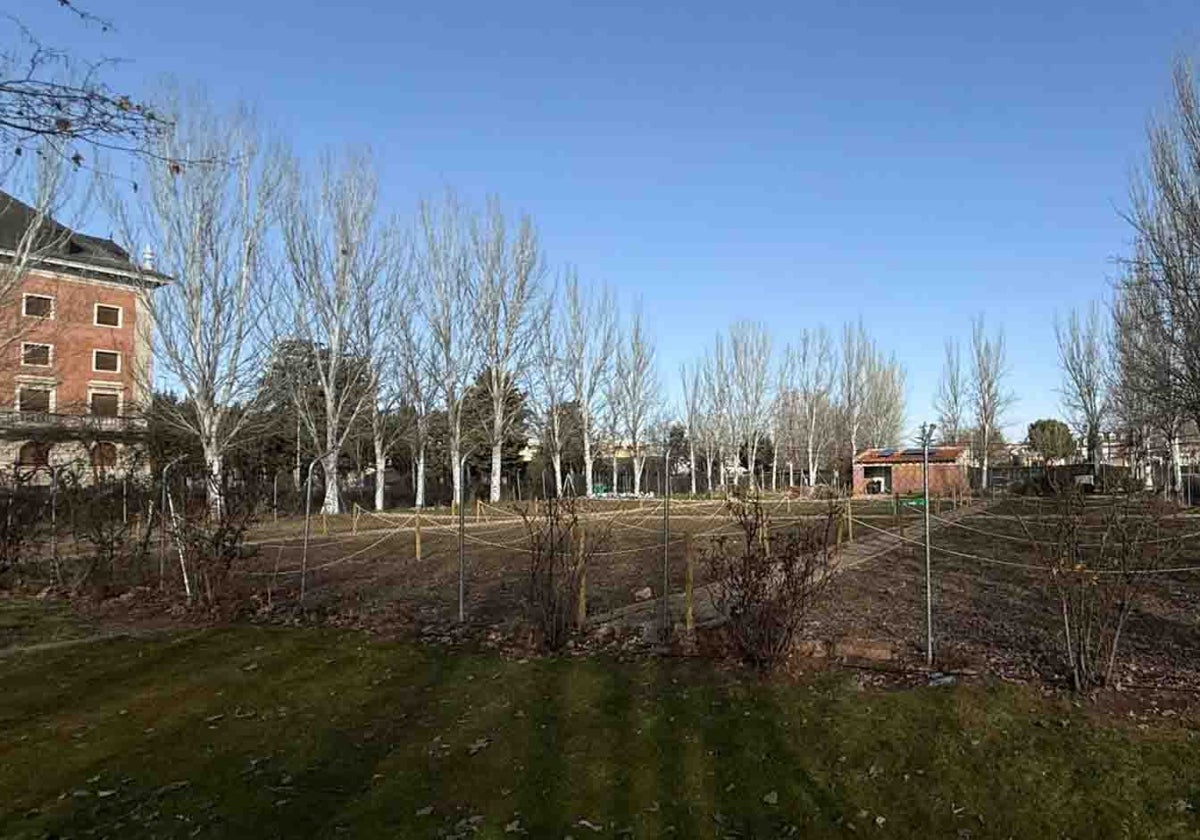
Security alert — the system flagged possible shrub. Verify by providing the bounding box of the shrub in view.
[703,493,837,671]
[519,496,611,651]
[1019,491,1180,690]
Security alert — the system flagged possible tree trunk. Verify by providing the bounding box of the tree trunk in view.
[633,453,644,495]
[689,441,697,495]
[705,447,714,493]
[414,445,426,508]
[1171,435,1184,501]
[611,451,618,494]
[552,450,564,498]
[490,439,503,503]
[202,438,225,521]
[321,450,340,515]
[373,437,387,512]
[582,415,594,498]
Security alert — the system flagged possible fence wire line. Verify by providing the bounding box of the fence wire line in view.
[928,509,1200,549]
[851,514,1200,576]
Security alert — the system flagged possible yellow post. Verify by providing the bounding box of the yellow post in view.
[684,534,695,640]
[414,508,422,562]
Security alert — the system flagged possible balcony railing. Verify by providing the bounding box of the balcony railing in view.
[0,411,145,433]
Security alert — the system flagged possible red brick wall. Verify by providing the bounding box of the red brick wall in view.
[853,462,967,496]
[0,270,141,414]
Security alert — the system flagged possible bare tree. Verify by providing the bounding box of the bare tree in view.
[969,315,1013,490]
[1,8,168,169]
[360,221,409,511]
[838,320,870,483]
[531,280,571,497]
[114,99,280,517]
[0,149,86,352]
[276,150,384,515]
[417,193,475,509]
[470,199,543,503]
[933,338,966,445]
[863,349,906,448]
[792,327,836,487]
[395,258,439,508]
[564,271,615,498]
[680,360,702,495]
[728,321,772,490]
[1056,303,1109,468]
[616,305,657,495]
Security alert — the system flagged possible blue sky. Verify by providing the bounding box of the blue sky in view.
[18,0,1200,440]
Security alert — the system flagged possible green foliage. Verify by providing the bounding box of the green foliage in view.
[1027,418,1077,464]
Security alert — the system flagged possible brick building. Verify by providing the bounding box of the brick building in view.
[0,192,168,478]
[853,446,968,497]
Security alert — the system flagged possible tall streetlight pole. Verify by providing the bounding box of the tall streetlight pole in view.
[919,422,937,668]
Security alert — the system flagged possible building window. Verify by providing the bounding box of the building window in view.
[91,442,118,470]
[22,294,54,319]
[90,392,120,417]
[93,350,121,373]
[17,387,51,414]
[21,343,52,367]
[17,441,51,467]
[94,304,122,328]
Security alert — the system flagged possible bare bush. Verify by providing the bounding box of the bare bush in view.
[519,496,611,651]
[704,494,837,670]
[167,482,258,607]
[1019,491,1179,691]
[64,475,145,595]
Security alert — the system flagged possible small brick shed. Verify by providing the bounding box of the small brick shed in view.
[852,446,968,497]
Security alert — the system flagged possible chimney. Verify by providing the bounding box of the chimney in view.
[140,245,155,272]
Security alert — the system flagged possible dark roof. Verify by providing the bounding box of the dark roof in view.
[0,190,168,284]
[855,446,966,464]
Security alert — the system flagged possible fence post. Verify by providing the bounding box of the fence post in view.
[576,520,587,628]
[414,507,422,561]
[352,503,360,535]
[684,533,695,643]
[845,495,853,543]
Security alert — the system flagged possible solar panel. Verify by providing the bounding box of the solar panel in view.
[903,448,923,456]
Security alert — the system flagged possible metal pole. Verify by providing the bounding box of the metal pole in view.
[161,457,185,595]
[458,456,466,623]
[662,442,671,641]
[922,422,936,668]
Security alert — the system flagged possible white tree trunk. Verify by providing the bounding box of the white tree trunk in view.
[611,452,618,493]
[490,439,503,503]
[552,451,564,498]
[202,437,225,521]
[450,440,462,509]
[980,430,990,491]
[582,416,594,498]
[321,450,340,515]
[633,454,644,495]
[705,448,714,493]
[414,446,426,508]
[373,439,387,511]
[688,442,697,495]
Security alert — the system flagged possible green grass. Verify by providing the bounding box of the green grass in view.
[1,615,1198,838]
[0,596,95,650]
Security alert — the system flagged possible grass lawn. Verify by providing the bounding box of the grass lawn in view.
[2,610,1199,838]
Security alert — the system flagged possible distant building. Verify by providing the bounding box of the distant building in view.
[0,192,169,478]
[853,446,969,497]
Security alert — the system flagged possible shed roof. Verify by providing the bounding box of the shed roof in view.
[855,446,966,464]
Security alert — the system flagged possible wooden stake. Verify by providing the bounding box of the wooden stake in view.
[353,504,360,535]
[475,497,481,522]
[845,496,853,542]
[576,521,587,628]
[684,534,695,639]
